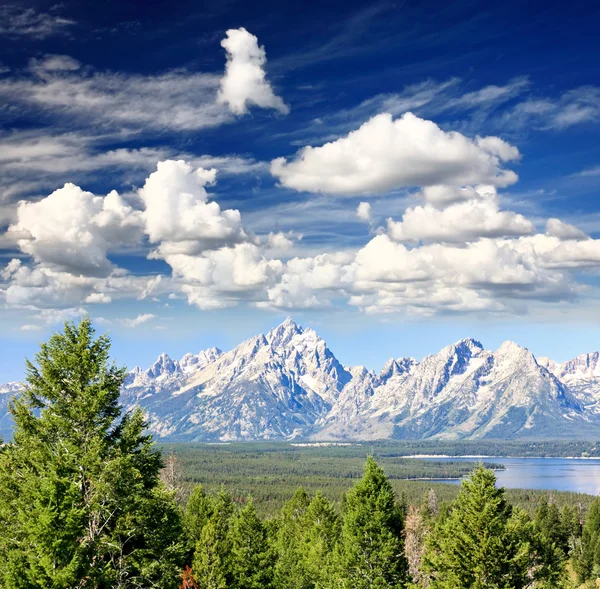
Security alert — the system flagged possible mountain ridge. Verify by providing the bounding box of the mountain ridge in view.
[1,317,599,441]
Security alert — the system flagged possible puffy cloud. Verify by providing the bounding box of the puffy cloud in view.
[545,218,589,241]
[8,184,144,276]
[418,185,483,207]
[140,160,251,257]
[387,187,534,243]
[4,155,600,320]
[84,293,112,304]
[120,313,157,328]
[218,28,289,115]
[356,202,372,223]
[271,113,519,195]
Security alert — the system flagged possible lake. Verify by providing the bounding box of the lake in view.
[420,457,600,495]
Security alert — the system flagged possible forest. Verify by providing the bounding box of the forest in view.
[1,319,600,588]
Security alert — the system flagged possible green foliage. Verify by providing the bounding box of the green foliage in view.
[423,465,563,589]
[333,456,408,589]
[575,498,600,582]
[192,488,235,589]
[229,499,275,589]
[0,318,184,588]
[162,442,596,518]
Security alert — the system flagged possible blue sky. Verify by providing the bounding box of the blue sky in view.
[0,0,599,381]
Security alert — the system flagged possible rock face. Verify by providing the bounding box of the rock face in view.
[1,318,600,441]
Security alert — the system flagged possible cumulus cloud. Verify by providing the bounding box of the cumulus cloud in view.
[218,27,289,115]
[8,184,144,276]
[387,187,534,243]
[85,293,112,304]
[545,218,589,241]
[140,160,251,257]
[356,202,372,223]
[4,156,600,320]
[271,113,519,195]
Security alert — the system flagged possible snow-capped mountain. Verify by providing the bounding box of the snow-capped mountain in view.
[1,318,600,441]
[119,318,351,440]
[539,352,600,409]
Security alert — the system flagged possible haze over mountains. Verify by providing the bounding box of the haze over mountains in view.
[1,318,600,441]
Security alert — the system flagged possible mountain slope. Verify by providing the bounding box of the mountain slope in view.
[1,319,600,441]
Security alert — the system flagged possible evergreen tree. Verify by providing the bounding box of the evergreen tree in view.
[273,488,312,589]
[0,319,184,588]
[192,488,235,589]
[333,456,408,589]
[229,498,275,589]
[423,465,563,589]
[185,484,216,549]
[300,492,341,589]
[534,496,568,555]
[575,497,600,581]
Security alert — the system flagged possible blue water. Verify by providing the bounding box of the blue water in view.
[420,457,600,495]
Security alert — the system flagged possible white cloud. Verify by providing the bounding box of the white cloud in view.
[546,218,589,241]
[0,5,75,38]
[572,165,600,178]
[356,202,372,223]
[33,307,87,325]
[387,187,534,243]
[503,86,600,130]
[20,324,42,331]
[120,313,157,328]
[29,54,81,75]
[4,156,600,320]
[0,66,230,133]
[218,27,289,116]
[8,184,144,276]
[271,113,519,196]
[140,159,251,257]
[267,231,296,251]
[85,293,112,304]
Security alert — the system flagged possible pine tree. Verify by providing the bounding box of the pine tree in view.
[0,318,184,588]
[273,488,312,589]
[192,488,235,589]
[185,484,216,549]
[575,497,600,581]
[423,465,563,589]
[333,456,408,589]
[300,492,341,589]
[534,496,568,555]
[229,498,275,589]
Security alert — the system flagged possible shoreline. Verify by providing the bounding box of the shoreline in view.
[403,454,600,460]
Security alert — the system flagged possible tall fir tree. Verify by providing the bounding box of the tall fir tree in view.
[0,319,184,588]
[185,484,216,552]
[534,496,569,556]
[332,456,408,589]
[423,465,563,589]
[192,488,235,589]
[229,498,275,589]
[300,492,341,589]
[273,488,312,589]
[574,497,600,582]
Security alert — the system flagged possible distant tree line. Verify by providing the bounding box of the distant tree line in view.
[1,319,600,588]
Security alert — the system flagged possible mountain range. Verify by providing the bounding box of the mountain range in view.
[1,318,599,441]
